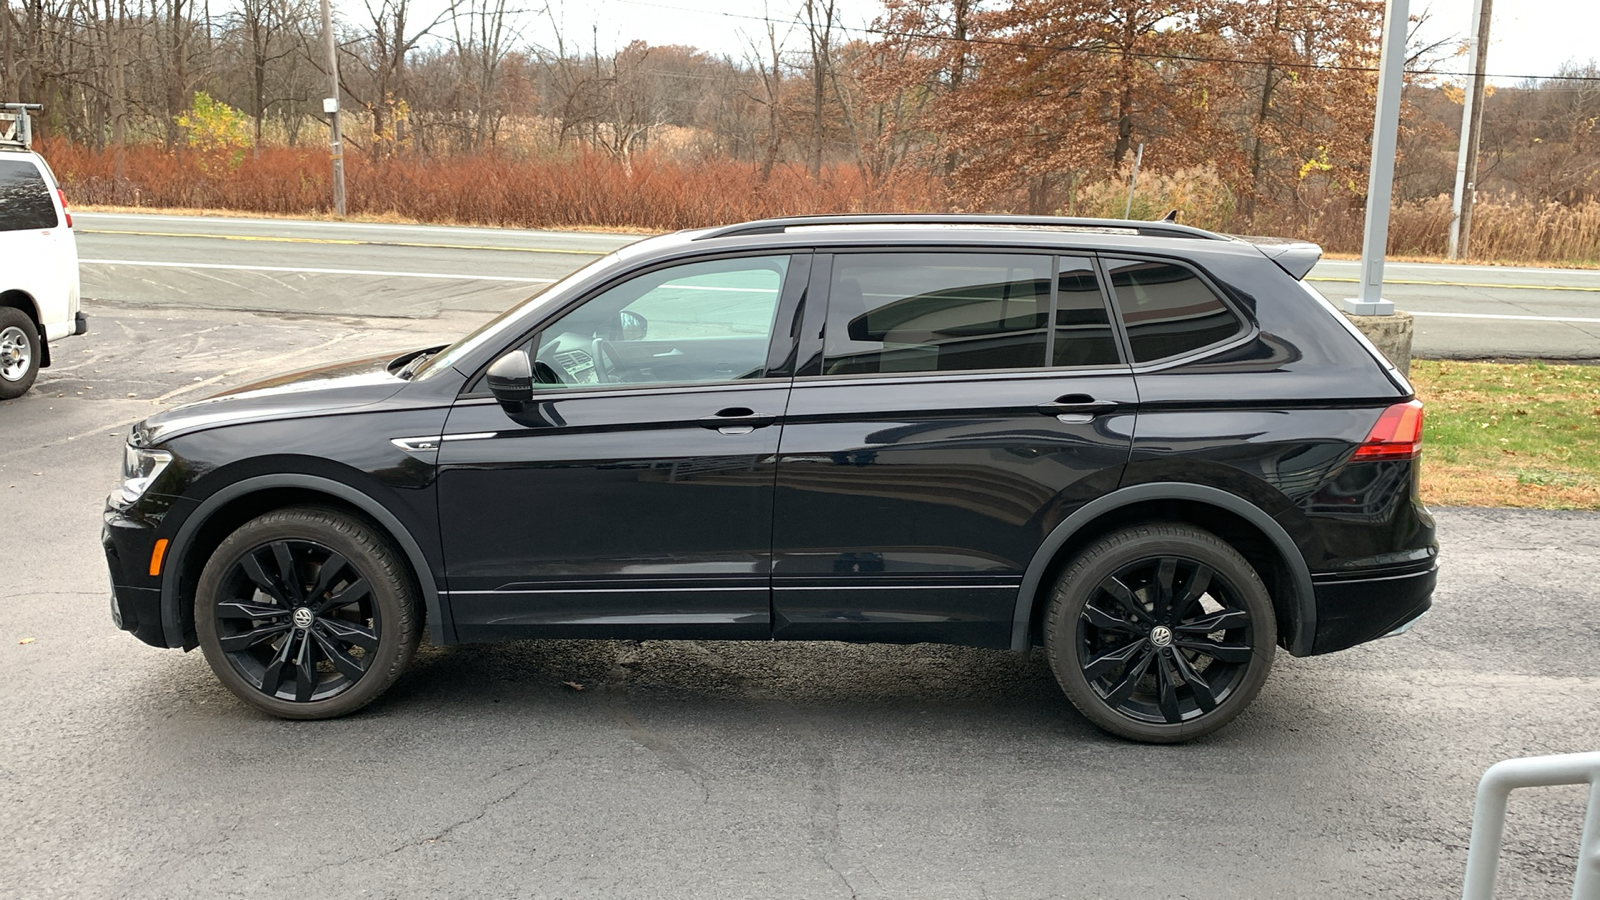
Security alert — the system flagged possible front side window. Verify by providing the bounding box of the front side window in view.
[532,255,788,388]
[823,253,1052,375]
[1105,258,1244,363]
[0,160,58,231]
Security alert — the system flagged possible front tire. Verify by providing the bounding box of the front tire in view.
[195,506,421,719]
[1044,523,1276,743]
[0,308,41,399]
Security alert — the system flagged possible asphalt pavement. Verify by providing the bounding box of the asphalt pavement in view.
[3,304,1598,899]
[73,211,1600,358]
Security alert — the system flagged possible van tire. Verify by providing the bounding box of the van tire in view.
[0,307,41,399]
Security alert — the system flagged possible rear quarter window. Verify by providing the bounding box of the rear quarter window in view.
[1104,258,1244,363]
[0,159,58,231]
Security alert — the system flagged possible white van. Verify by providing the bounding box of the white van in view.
[0,104,84,400]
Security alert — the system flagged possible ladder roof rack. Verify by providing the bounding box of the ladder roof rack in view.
[694,214,1232,242]
[0,103,42,150]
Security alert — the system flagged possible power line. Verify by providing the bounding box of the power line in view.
[601,0,1600,85]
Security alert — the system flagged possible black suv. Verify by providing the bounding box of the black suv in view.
[102,215,1436,742]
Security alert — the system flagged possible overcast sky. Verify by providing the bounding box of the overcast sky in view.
[512,0,1598,83]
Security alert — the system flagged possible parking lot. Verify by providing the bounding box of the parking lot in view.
[0,300,1596,898]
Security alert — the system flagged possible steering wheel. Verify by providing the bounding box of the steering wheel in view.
[532,358,570,386]
[590,337,620,384]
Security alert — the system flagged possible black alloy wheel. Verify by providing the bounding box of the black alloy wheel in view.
[1045,523,1275,743]
[196,507,420,719]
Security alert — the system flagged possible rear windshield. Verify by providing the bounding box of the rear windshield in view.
[0,159,58,231]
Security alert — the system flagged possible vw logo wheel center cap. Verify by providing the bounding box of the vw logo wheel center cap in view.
[1149,625,1174,648]
[292,607,315,629]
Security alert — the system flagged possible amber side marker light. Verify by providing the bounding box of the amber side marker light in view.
[1353,399,1425,461]
[149,538,169,577]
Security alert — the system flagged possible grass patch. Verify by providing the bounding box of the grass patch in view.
[1411,359,1600,508]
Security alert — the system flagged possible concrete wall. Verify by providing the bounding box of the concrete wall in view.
[1345,311,1414,377]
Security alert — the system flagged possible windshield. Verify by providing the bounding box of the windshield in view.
[412,253,625,380]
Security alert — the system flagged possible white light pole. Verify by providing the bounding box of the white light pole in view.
[1347,0,1409,316]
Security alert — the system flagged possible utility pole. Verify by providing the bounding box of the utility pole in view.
[1447,0,1493,259]
[320,0,346,218]
[1347,0,1409,316]
[2,0,16,103]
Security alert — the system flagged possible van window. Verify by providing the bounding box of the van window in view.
[0,160,58,231]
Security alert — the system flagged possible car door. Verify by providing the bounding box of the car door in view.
[770,251,1137,649]
[437,253,810,641]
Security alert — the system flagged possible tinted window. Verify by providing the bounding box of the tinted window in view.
[824,253,1050,375]
[0,160,57,231]
[1053,258,1121,367]
[533,255,787,388]
[1106,258,1243,362]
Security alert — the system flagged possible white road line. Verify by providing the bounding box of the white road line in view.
[80,258,555,283]
[1410,311,1600,324]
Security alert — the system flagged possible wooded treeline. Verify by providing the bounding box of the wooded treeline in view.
[4,0,1599,256]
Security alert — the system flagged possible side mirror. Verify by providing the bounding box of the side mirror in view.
[620,310,647,341]
[486,349,533,410]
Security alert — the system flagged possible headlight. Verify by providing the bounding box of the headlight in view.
[121,444,173,505]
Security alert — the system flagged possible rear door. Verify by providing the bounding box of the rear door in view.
[769,251,1137,648]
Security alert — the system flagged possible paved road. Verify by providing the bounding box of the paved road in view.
[74,212,1600,358]
[3,304,1598,899]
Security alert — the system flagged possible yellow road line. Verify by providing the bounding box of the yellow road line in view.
[80,229,607,256]
[1308,275,1600,293]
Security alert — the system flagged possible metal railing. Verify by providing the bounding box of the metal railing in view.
[1462,751,1600,900]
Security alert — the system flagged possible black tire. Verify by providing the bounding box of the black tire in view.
[0,307,41,400]
[1044,522,1276,743]
[195,506,421,719]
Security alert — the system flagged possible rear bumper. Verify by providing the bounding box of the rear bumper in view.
[1309,564,1436,655]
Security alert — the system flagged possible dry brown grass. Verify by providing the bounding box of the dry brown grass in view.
[49,142,1600,266]
[46,142,945,232]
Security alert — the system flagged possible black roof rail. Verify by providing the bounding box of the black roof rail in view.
[694,214,1232,242]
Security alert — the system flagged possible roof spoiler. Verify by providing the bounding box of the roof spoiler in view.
[1232,234,1322,281]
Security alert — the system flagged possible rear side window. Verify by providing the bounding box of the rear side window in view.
[824,253,1051,375]
[1105,258,1244,363]
[1054,258,1121,367]
[0,160,58,231]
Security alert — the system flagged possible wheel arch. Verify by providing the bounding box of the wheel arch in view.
[1011,482,1316,656]
[160,474,449,650]
[0,289,48,367]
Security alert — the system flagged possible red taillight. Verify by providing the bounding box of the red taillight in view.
[1353,400,1424,461]
[57,189,71,228]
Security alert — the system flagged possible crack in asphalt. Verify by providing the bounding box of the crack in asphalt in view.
[602,646,712,803]
[275,751,561,887]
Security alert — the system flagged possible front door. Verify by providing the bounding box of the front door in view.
[770,252,1138,648]
[438,253,808,640]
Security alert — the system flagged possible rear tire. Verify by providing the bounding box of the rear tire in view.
[195,506,421,719]
[1044,522,1276,743]
[0,308,41,399]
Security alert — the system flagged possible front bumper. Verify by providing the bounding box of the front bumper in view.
[1309,564,1437,655]
[103,497,168,648]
